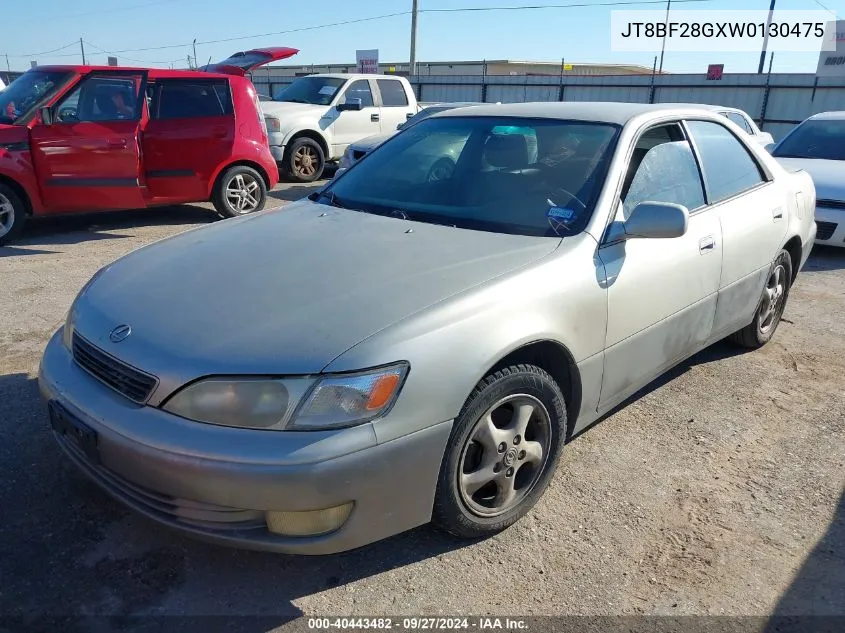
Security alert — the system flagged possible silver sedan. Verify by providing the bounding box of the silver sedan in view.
[39,102,816,554]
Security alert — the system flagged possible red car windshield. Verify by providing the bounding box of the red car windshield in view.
[0,70,73,124]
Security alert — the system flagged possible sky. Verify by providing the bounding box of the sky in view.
[2,0,844,74]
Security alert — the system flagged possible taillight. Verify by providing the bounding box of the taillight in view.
[251,87,268,142]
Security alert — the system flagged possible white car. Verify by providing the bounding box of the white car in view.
[772,111,845,247]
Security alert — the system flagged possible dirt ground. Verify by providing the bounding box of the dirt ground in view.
[1,183,843,631]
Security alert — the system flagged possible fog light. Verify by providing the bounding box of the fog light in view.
[266,502,353,537]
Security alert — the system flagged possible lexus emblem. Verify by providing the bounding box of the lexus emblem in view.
[109,324,132,343]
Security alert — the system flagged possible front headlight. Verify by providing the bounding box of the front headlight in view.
[265,116,281,133]
[162,363,409,431]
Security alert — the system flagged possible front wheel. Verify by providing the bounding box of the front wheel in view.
[212,165,268,219]
[0,184,27,247]
[285,137,325,182]
[432,364,567,539]
[729,249,793,348]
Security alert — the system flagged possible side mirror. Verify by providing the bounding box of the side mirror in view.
[764,142,776,154]
[624,201,689,239]
[39,106,53,126]
[337,98,362,112]
[396,122,404,131]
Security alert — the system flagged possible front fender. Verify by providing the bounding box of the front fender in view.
[322,233,607,444]
[0,159,45,215]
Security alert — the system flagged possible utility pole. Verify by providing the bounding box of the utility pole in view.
[658,0,671,74]
[409,0,419,76]
[5,53,10,74]
[80,38,86,65]
[758,0,776,74]
[193,39,198,69]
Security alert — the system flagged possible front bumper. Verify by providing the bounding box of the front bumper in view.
[38,330,452,554]
[814,206,845,247]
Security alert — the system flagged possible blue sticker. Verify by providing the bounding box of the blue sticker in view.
[547,207,575,221]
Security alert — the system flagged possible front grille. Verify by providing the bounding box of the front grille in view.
[72,333,157,403]
[817,199,845,211]
[57,434,265,531]
[816,221,837,241]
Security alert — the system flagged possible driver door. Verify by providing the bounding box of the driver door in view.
[597,122,723,412]
[329,79,381,156]
[30,71,147,213]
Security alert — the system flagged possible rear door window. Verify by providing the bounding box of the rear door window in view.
[151,79,233,119]
[377,79,409,107]
[686,120,765,204]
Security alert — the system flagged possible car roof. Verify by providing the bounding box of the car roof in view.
[434,101,727,125]
[34,65,238,81]
[808,111,845,120]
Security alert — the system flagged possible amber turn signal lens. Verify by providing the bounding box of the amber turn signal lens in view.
[365,373,401,410]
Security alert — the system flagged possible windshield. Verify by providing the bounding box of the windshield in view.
[773,119,845,161]
[325,116,619,237]
[0,70,73,124]
[274,76,345,105]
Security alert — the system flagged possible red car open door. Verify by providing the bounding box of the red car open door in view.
[30,71,147,213]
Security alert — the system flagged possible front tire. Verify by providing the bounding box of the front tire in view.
[212,165,267,219]
[285,137,325,182]
[432,364,567,539]
[0,184,27,247]
[729,249,793,349]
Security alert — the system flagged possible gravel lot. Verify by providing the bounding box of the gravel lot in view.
[1,182,843,631]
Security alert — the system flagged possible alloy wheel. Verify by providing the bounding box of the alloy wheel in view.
[760,263,787,333]
[0,192,15,239]
[224,173,261,214]
[458,394,552,517]
[294,145,319,178]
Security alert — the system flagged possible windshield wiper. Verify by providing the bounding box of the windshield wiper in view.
[309,189,348,209]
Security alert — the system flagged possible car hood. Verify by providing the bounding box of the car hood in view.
[350,133,394,152]
[775,157,845,202]
[74,200,560,382]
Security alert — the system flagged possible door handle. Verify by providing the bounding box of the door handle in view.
[108,138,127,149]
[699,236,716,253]
[772,207,784,221]
[371,113,380,122]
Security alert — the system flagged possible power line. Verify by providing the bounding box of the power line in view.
[810,0,837,16]
[421,0,717,12]
[7,40,79,59]
[7,0,721,61]
[84,40,185,65]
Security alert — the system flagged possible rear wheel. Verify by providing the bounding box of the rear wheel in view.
[432,364,567,539]
[729,249,793,349]
[285,137,325,182]
[0,184,27,247]
[212,165,267,219]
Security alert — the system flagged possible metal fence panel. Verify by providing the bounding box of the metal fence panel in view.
[486,84,559,103]
[564,84,651,103]
[419,82,483,103]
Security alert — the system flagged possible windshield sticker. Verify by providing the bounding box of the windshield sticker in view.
[547,207,575,221]
[319,85,337,95]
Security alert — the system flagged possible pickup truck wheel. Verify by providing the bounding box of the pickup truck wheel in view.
[0,184,26,246]
[285,137,325,182]
[212,166,267,219]
[432,364,566,539]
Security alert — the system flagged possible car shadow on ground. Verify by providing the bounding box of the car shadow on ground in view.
[0,371,466,632]
[763,487,845,631]
[0,206,219,256]
[803,245,845,273]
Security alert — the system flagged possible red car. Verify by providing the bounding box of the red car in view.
[0,47,298,245]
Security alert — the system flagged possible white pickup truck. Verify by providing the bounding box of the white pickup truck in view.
[260,73,420,181]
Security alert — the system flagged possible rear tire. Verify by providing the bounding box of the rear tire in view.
[212,165,267,219]
[729,249,793,349]
[0,184,27,247]
[285,137,325,182]
[432,364,567,539]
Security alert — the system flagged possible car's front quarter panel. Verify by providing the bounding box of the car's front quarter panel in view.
[323,233,607,444]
